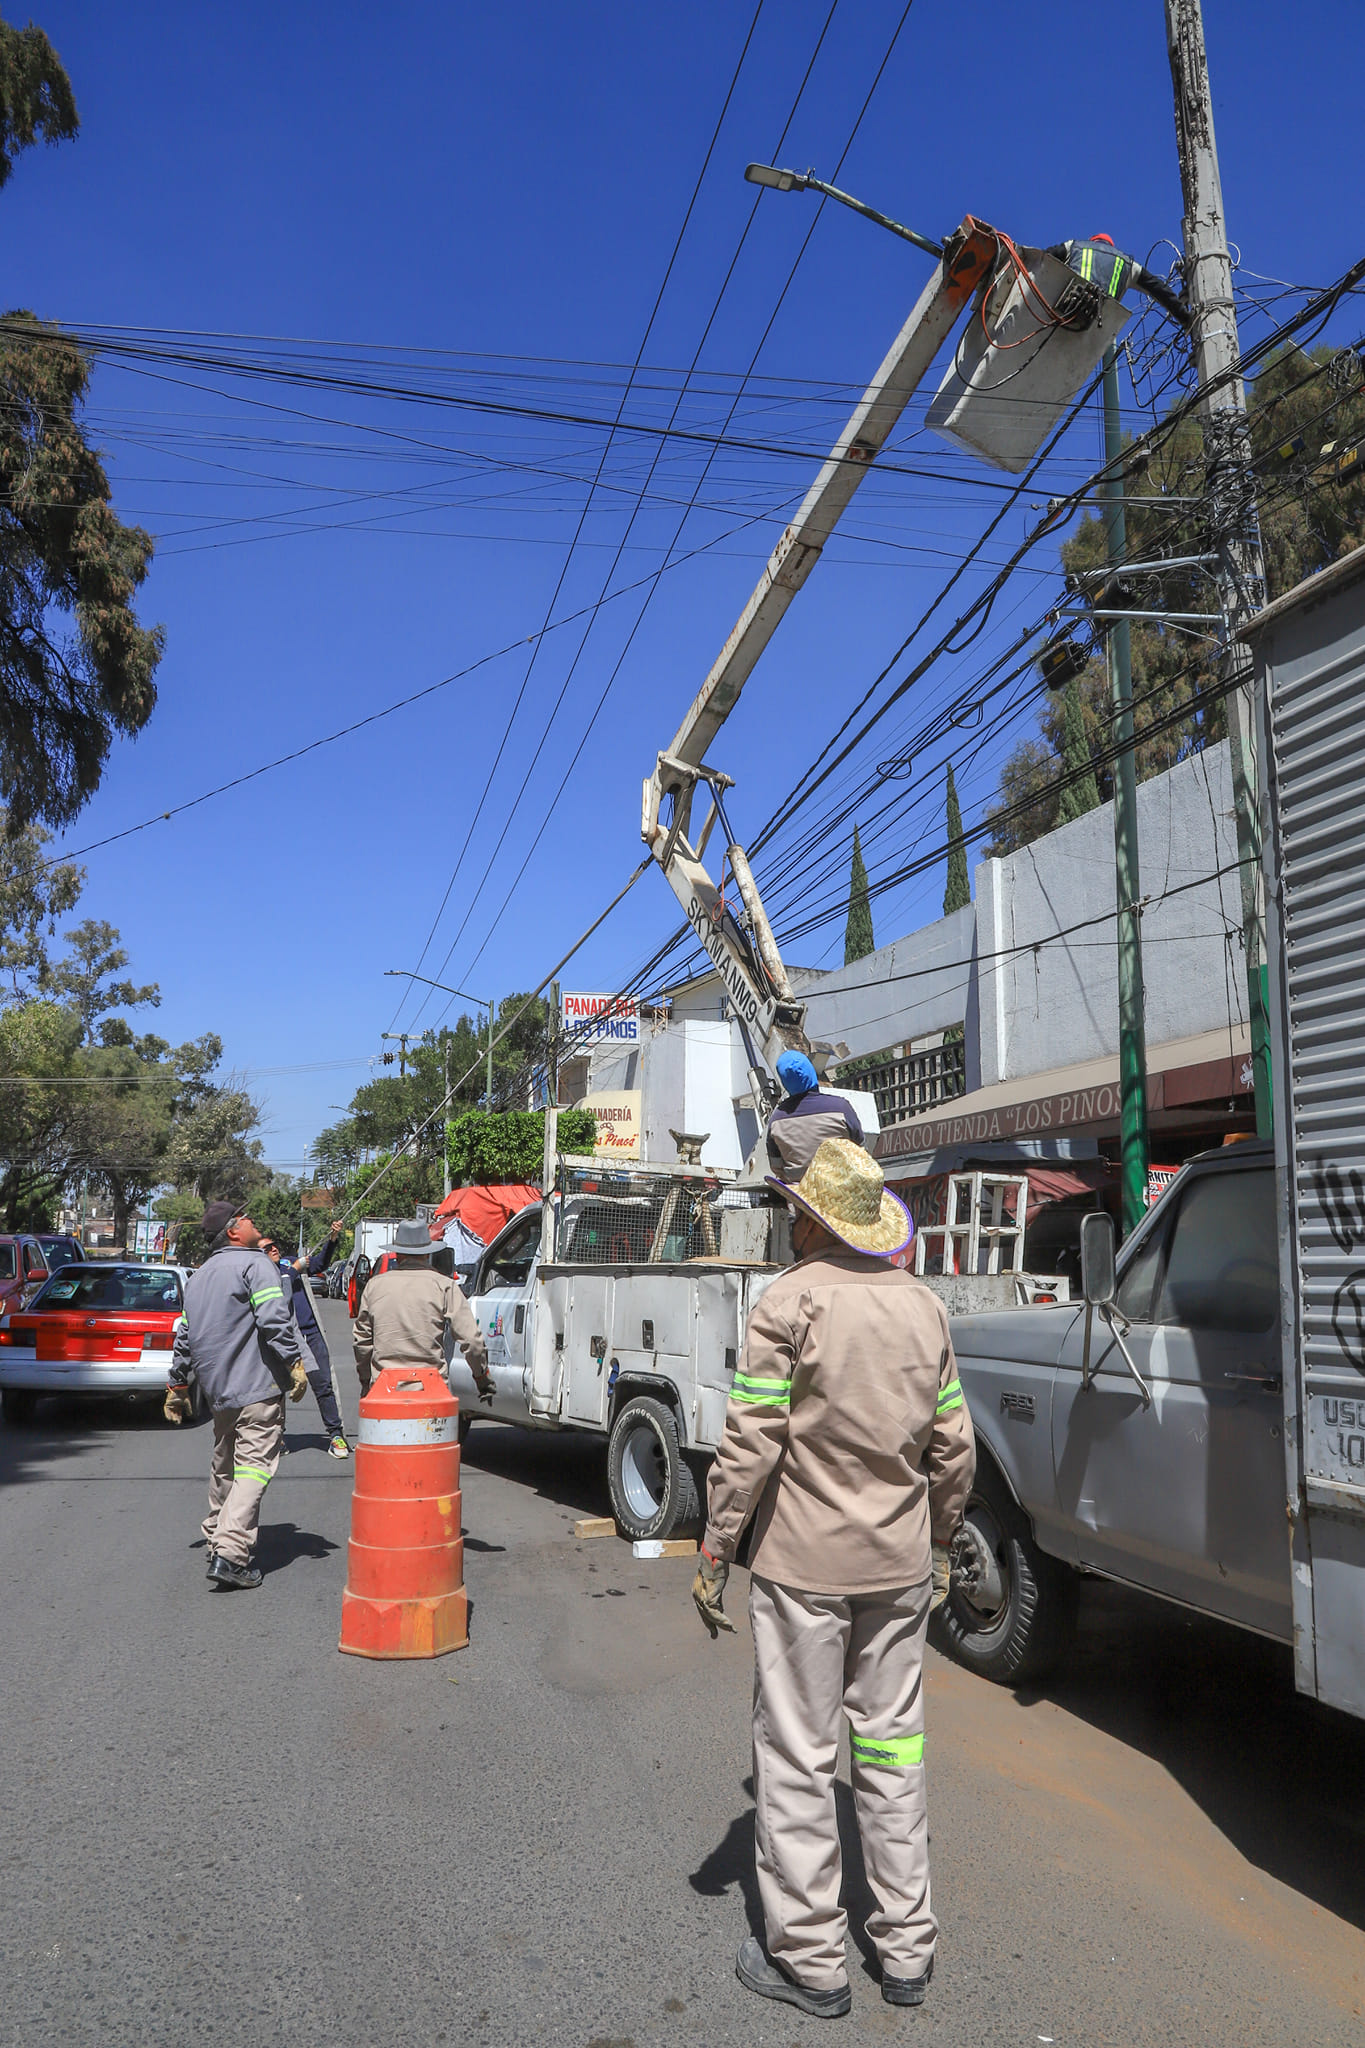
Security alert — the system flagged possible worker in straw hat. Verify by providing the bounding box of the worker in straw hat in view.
[691,1137,975,2018]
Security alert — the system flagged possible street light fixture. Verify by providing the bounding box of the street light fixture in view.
[384,971,496,1110]
[744,161,944,260]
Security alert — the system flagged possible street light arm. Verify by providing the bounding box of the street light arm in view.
[744,162,944,259]
[384,968,491,1009]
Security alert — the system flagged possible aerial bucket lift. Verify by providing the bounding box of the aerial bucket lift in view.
[640,204,1170,1114]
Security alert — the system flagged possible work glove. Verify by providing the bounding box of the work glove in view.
[163,1384,193,1426]
[287,1359,310,1403]
[692,1546,736,1638]
[930,1540,953,1611]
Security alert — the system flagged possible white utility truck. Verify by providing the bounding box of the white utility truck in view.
[935,544,1365,1724]
[442,212,1157,1538]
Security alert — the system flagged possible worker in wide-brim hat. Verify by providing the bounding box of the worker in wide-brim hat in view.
[691,1138,976,2019]
[352,1217,493,1402]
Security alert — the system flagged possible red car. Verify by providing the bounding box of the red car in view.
[0,1261,192,1426]
[0,1234,51,1317]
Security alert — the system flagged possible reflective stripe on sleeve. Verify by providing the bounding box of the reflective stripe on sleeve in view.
[249,1286,283,1307]
[936,1379,963,1412]
[849,1729,924,1768]
[731,1372,791,1408]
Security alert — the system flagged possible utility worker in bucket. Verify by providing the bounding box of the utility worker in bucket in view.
[352,1217,495,1402]
[164,1200,311,1590]
[691,1138,975,2018]
[765,1049,866,1181]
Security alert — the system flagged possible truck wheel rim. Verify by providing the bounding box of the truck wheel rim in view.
[620,1421,667,1522]
[954,1504,1009,1627]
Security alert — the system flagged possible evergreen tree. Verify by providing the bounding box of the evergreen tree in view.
[942,762,969,913]
[0,19,163,832]
[843,826,874,964]
[1054,676,1100,825]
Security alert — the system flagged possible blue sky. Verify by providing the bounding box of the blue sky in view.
[6,0,1359,1169]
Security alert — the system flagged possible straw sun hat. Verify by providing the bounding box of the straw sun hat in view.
[767,1137,913,1260]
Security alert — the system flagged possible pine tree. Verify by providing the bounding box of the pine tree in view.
[942,762,969,914]
[843,826,874,964]
[0,22,163,832]
[1054,676,1100,825]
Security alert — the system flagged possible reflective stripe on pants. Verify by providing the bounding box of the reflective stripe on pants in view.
[202,1397,285,1566]
[749,1573,936,1989]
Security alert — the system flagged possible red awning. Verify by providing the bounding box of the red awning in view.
[430,1183,541,1245]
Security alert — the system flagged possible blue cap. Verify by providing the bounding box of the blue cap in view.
[775,1050,819,1097]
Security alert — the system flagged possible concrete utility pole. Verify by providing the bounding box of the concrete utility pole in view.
[442,1033,451,1201]
[1101,342,1152,1234]
[381,1030,411,1080]
[1165,0,1272,1135]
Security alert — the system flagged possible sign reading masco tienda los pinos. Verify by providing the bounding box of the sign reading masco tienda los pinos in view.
[562,993,640,1045]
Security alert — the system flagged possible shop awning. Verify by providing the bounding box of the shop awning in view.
[874,1024,1253,1169]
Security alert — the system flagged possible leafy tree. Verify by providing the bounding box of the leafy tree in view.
[843,827,875,964]
[0,13,76,189]
[0,995,81,1224]
[446,1108,595,1185]
[40,917,159,1040]
[986,342,1365,855]
[343,1150,440,1219]
[942,763,969,914]
[0,811,81,998]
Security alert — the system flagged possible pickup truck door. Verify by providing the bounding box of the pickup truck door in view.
[467,1210,541,1422]
[1051,1164,1290,1639]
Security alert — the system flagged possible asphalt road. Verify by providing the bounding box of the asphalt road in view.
[2,1294,1363,2047]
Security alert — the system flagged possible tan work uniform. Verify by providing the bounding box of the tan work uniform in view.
[352,1262,488,1394]
[703,1251,975,1991]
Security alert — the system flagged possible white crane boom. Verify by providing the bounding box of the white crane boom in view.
[641,218,1000,1089]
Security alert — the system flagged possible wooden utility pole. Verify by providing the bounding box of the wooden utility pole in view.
[1165,0,1272,1134]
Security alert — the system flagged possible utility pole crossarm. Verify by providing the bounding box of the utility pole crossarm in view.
[657,219,998,785]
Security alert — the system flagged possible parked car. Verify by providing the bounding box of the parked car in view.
[0,1262,193,1425]
[324,1259,346,1299]
[35,1233,85,1272]
[0,1234,51,1316]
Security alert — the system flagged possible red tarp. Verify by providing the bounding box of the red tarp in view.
[429,1183,541,1246]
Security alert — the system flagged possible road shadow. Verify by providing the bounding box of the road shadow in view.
[689,1775,881,1975]
[0,1394,192,1487]
[1014,1576,1365,1930]
[257,1521,339,1572]
[459,1421,610,1520]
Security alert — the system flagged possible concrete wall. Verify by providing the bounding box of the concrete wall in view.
[978,740,1243,1083]
[795,903,978,1071]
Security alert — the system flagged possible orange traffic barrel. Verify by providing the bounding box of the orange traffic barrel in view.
[338,1365,467,1658]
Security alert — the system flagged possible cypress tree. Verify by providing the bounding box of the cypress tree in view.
[943,762,969,914]
[1055,676,1100,824]
[843,826,874,964]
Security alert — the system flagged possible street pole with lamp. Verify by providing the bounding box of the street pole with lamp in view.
[384,972,495,1110]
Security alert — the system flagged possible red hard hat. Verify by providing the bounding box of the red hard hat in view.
[1089,233,1115,246]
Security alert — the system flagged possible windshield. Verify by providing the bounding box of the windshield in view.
[39,1240,82,1270]
[28,1268,183,1313]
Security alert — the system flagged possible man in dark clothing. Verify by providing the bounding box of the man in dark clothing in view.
[260,1230,349,1459]
[765,1049,867,1181]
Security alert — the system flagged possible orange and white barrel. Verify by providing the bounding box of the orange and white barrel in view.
[338,1365,467,1658]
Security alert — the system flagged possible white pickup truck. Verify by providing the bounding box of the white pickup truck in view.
[937,1138,1292,1686]
[447,1189,784,1540]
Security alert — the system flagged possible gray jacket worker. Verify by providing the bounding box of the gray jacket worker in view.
[691,1138,975,2020]
[765,1048,865,1181]
[352,1218,492,1398]
[166,1201,309,1590]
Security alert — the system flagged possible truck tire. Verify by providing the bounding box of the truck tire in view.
[1,1388,37,1426]
[932,1461,1077,1685]
[607,1395,701,1541]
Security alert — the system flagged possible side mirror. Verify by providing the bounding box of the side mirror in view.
[1080,1212,1117,1306]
